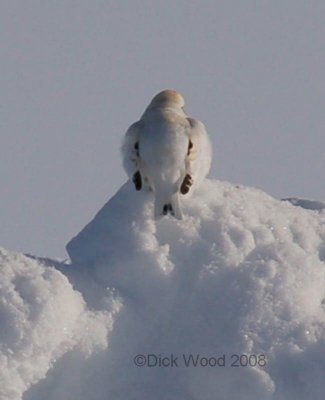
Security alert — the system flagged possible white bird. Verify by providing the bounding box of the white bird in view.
[122,89,212,219]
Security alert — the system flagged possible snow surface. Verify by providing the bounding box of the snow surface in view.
[1,179,325,399]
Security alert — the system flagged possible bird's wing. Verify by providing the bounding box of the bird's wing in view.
[121,121,142,178]
[186,118,212,183]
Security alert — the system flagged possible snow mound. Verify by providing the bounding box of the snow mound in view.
[64,179,325,400]
[0,248,120,400]
[1,179,325,399]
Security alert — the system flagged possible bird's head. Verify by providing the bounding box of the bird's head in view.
[149,89,185,110]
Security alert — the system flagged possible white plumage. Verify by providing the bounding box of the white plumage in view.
[122,89,212,219]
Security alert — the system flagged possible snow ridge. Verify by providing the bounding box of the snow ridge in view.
[65,179,325,400]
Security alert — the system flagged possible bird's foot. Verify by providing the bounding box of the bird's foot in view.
[163,203,175,216]
[180,174,193,195]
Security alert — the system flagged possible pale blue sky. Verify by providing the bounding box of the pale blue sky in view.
[1,0,324,258]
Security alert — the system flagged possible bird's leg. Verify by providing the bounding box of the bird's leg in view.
[132,171,142,191]
[168,203,175,216]
[180,139,194,194]
[132,141,142,191]
[180,174,193,195]
[134,141,140,157]
[187,140,193,156]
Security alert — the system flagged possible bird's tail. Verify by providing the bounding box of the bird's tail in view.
[154,192,183,220]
